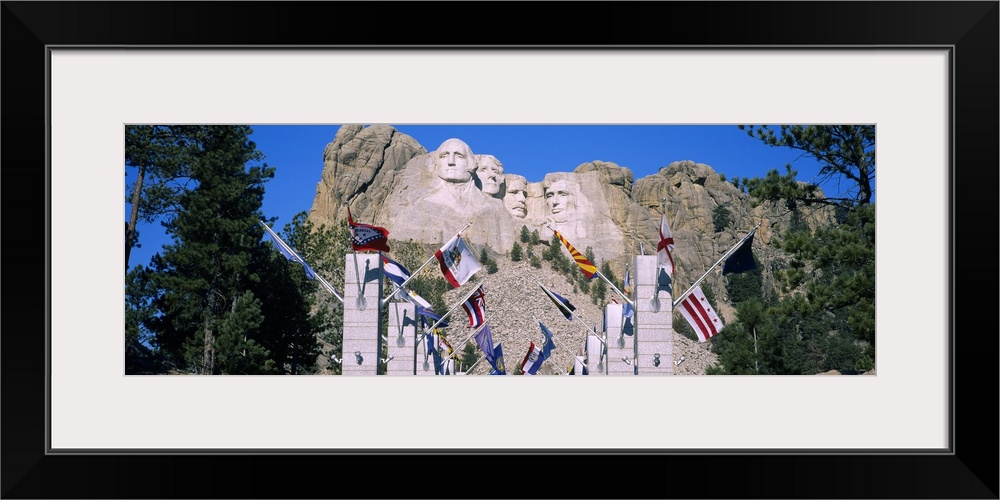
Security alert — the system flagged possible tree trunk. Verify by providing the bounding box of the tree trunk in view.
[126,163,146,271]
[202,319,215,375]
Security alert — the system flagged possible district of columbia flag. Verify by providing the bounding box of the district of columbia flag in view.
[552,229,597,280]
[434,233,482,288]
[678,285,725,342]
[657,210,675,277]
[461,285,487,328]
[347,208,391,253]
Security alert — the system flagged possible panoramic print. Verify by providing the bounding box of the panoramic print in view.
[124,124,876,376]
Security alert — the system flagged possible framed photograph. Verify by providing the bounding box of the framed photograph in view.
[4,2,996,498]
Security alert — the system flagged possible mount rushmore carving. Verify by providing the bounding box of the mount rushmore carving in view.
[307,124,834,279]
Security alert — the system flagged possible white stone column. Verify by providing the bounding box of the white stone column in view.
[604,303,634,375]
[585,334,606,376]
[385,301,418,376]
[341,253,382,376]
[633,255,673,375]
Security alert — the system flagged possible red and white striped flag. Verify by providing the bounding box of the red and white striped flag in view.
[461,285,486,328]
[678,285,724,342]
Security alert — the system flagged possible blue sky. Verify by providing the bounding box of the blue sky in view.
[126,124,831,272]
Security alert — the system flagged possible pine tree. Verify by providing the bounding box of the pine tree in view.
[733,125,876,373]
[510,242,523,262]
[125,126,202,270]
[146,126,318,374]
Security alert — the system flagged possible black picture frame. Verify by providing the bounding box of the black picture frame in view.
[3,2,997,498]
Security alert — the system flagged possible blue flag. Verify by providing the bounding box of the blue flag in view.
[473,323,497,369]
[539,322,556,360]
[417,307,448,328]
[490,343,506,375]
[722,229,757,275]
[261,221,342,300]
[541,284,575,321]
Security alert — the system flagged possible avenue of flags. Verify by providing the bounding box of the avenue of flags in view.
[259,199,762,374]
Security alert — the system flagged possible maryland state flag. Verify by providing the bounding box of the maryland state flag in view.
[347,208,390,253]
[552,229,597,280]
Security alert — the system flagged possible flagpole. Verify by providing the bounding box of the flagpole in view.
[260,220,344,303]
[543,222,632,305]
[536,282,606,347]
[449,322,488,357]
[672,224,760,308]
[315,274,345,304]
[595,270,633,306]
[393,221,475,296]
[345,207,370,309]
[423,280,486,333]
[466,354,487,373]
[531,315,574,356]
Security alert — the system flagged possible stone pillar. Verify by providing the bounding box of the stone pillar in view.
[385,301,418,376]
[585,334,606,376]
[604,303,635,375]
[414,331,437,376]
[632,255,673,375]
[341,254,383,376]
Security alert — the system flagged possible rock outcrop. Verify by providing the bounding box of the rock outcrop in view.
[307,125,838,363]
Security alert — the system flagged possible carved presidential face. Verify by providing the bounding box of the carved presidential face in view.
[503,176,528,218]
[434,138,475,183]
[544,179,576,223]
[476,155,504,195]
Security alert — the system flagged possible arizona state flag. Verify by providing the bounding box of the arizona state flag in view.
[722,229,757,275]
[552,229,597,280]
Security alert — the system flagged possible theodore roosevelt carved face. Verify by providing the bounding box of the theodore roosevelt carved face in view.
[503,174,528,218]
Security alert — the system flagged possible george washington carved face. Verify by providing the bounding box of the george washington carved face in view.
[434,138,476,183]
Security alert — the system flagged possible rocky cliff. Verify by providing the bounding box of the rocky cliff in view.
[307,125,837,370]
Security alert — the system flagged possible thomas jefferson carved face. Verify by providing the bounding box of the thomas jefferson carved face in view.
[476,155,504,195]
[503,175,528,218]
[434,138,475,183]
[544,179,576,223]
